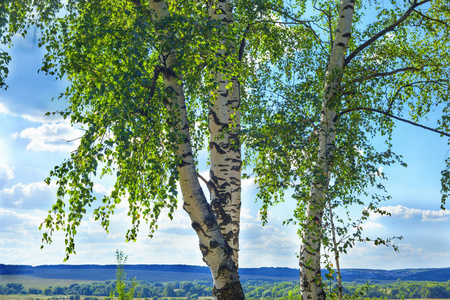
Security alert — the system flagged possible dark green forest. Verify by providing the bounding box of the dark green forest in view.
[2,279,450,299]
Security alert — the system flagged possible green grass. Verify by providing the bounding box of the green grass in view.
[0,276,95,290]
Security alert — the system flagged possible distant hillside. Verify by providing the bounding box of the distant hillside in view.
[1,264,450,283]
[340,268,450,283]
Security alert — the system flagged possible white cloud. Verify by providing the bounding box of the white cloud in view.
[21,113,67,124]
[0,208,43,233]
[362,221,385,231]
[0,100,65,123]
[15,123,83,152]
[0,102,14,115]
[1,181,56,209]
[93,183,113,195]
[242,177,256,191]
[373,205,450,222]
[0,164,14,188]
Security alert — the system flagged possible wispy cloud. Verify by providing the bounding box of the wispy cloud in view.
[0,100,67,123]
[13,123,82,152]
[372,205,450,222]
[0,164,15,188]
[1,181,56,209]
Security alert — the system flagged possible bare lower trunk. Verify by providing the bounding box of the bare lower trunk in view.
[299,0,355,298]
[147,1,244,298]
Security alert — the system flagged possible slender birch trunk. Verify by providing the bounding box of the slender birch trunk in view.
[299,0,355,298]
[147,1,244,299]
[225,1,242,269]
[228,75,242,268]
[208,0,242,268]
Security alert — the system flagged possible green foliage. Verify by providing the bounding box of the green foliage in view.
[242,0,450,291]
[110,250,138,300]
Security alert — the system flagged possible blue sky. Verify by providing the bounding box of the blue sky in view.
[0,34,449,270]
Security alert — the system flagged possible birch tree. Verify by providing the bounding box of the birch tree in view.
[1,0,259,298]
[245,0,450,298]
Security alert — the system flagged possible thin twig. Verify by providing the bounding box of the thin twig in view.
[413,9,450,27]
[349,66,424,84]
[338,107,450,137]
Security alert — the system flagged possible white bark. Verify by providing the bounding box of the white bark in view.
[228,75,241,267]
[147,1,244,298]
[208,0,241,268]
[299,0,355,299]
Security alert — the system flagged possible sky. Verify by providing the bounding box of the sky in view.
[0,33,450,271]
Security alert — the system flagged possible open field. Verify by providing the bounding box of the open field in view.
[0,276,95,290]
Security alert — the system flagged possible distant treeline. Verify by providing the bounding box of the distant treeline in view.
[0,280,211,299]
[2,279,450,299]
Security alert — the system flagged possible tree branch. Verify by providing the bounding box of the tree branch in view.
[238,24,251,62]
[148,65,162,101]
[197,172,209,185]
[266,4,324,44]
[339,107,450,137]
[350,66,424,84]
[344,0,431,67]
[413,9,450,27]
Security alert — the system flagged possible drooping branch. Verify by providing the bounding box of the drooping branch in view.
[344,0,431,67]
[338,107,450,137]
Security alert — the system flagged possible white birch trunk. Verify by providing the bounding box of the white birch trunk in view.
[208,0,241,269]
[147,1,244,298]
[225,1,242,269]
[228,75,241,268]
[299,0,355,299]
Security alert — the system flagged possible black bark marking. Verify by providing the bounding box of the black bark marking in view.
[343,5,354,9]
[203,212,218,230]
[160,66,177,79]
[210,142,227,154]
[337,42,346,47]
[167,86,180,96]
[178,160,192,167]
[199,243,211,257]
[182,151,193,158]
[210,240,219,249]
[209,109,228,127]
[342,32,351,38]
[212,279,245,300]
[299,260,316,272]
[191,221,211,238]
